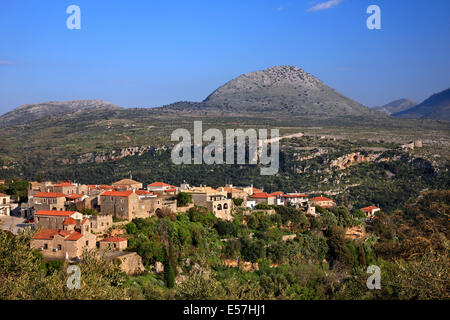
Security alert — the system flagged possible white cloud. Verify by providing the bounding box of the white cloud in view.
[307,0,344,12]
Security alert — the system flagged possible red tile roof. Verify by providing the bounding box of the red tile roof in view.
[0,193,8,197]
[63,217,77,225]
[34,192,67,198]
[66,194,83,200]
[252,188,263,193]
[32,229,60,240]
[249,192,274,199]
[81,217,89,225]
[32,229,83,241]
[310,196,334,202]
[166,188,176,192]
[148,182,170,187]
[361,206,380,213]
[270,191,284,196]
[35,210,77,217]
[101,236,127,243]
[101,190,133,197]
[54,182,76,187]
[65,232,83,241]
[135,190,152,195]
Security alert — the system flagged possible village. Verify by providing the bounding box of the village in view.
[0,178,381,275]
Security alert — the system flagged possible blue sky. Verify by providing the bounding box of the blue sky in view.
[0,0,449,114]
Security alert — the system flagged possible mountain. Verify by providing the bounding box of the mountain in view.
[373,98,417,115]
[162,66,379,118]
[393,88,450,120]
[0,100,122,128]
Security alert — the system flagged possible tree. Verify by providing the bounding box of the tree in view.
[326,226,353,268]
[165,263,175,288]
[176,192,192,207]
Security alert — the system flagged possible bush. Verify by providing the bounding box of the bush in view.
[255,203,269,210]
[232,198,244,206]
[176,192,192,207]
[126,222,138,234]
[215,220,238,237]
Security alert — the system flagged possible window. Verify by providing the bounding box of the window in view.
[58,245,62,250]
[86,241,89,246]
[113,244,117,249]
[121,207,124,211]
[120,199,124,203]
[44,243,48,250]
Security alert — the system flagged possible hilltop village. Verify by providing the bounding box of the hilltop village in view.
[0,178,380,275]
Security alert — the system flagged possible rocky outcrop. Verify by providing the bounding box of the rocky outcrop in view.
[60,145,168,165]
[330,152,381,170]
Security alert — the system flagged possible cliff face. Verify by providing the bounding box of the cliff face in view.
[330,152,381,170]
[59,145,168,165]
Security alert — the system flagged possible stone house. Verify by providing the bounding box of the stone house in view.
[31,211,96,260]
[112,179,143,191]
[309,196,336,208]
[34,210,83,229]
[100,190,138,221]
[99,236,128,251]
[217,185,248,200]
[0,193,11,216]
[33,192,67,211]
[186,188,233,220]
[248,192,276,206]
[89,215,113,234]
[100,190,176,221]
[51,182,78,195]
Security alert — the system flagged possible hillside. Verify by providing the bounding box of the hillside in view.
[196,66,379,117]
[0,100,122,128]
[393,88,450,120]
[373,98,417,115]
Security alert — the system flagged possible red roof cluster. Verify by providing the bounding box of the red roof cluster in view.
[34,192,67,198]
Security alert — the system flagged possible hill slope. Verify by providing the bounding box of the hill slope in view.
[197,66,378,117]
[0,100,122,128]
[373,98,417,115]
[393,88,450,120]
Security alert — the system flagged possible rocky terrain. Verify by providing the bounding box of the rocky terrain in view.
[0,100,122,128]
[198,66,379,117]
